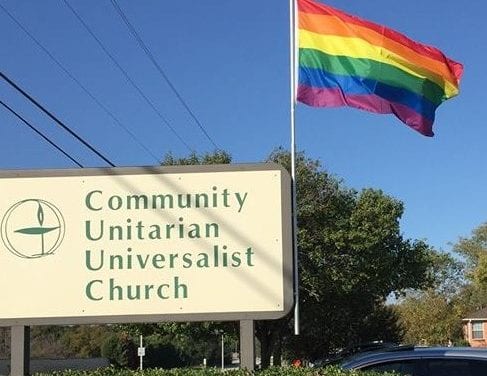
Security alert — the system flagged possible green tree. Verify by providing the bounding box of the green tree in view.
[395,290,464,346]
[395,222,487,347]
[358,304,404,345]
[260,149,436,363]
[31,326,70,358]
[452,222,487,310]
[118,148,436,367]
[445,222,487,330]
[61,325,112,358]
[101,332,137,369]
[28,325,113,359]
[161,150,231,166]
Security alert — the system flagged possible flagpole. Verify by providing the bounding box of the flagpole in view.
[290,0,300,336]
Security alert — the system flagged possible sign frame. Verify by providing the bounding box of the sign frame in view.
[0,163,293,326]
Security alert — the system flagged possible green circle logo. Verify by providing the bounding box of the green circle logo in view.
[1,199,65,259]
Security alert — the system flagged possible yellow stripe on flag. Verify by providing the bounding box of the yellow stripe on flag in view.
[299,29,459,98]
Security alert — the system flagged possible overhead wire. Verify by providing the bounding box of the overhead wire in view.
[61,0,194,154]
[0,99,84,168]
[109,0,219,150]
[0,71,115,167]
[0,2,165,163]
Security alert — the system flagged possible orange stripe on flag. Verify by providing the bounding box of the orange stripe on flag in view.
[299,12,459,88]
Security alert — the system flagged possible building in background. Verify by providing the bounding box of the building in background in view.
[463,308,487,347]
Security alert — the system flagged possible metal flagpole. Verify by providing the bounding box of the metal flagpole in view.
[289,0,300,336]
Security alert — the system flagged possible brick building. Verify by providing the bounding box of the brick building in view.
[463,307,487,347]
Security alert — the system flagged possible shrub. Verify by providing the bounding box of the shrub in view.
[34,365,396,376]
[144,335,188,369]
[100,333,137,369]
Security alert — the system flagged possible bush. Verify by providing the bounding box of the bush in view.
[100,333,137,369]
[144,335,189,369]
[34,365,396,376]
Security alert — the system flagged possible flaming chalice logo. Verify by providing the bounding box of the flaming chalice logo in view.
[1,199,65,259]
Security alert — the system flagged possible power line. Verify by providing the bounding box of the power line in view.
[0,99,84,167]
[109,0,219,150]
[61,0,194,154]
[0,2,163,163]
[0,71,115,167]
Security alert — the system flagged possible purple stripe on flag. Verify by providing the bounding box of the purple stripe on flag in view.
[297,85,434,136]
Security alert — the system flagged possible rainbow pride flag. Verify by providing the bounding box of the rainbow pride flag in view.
[297,0,463,136]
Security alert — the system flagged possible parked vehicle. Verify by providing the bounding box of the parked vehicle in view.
[311,341,400,368]
[341,346,487,375]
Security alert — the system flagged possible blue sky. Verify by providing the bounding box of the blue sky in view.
[0,0,485,254]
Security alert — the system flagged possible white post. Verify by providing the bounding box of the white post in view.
[139,334,143,371]
[221,333,224,370]
[289,0,300,336]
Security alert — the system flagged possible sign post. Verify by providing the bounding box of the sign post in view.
[138,335,145,371]
[10,326,29,376]
[240,320,255,370]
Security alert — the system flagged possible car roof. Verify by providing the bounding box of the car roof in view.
[342,347,487,369]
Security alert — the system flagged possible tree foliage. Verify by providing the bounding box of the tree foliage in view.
[117,321,237,367]
[266,149,436,360]
[101,332,137,369]
[395,290,463,346]
[61,325,113,358]
[25,325,114,359]
[74,148,436,366]
[453,222,487,295]
[161,151,231,166]
[396,222,487,346]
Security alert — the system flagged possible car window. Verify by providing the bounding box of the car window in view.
[361,360,416,375]
[426,359,487,376]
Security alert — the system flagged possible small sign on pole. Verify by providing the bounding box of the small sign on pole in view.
[138,335,145,370]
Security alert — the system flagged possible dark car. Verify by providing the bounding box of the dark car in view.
[341,346,487,376]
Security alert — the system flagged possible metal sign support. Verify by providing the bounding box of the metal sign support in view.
[239,320,255,371]
[10,326,30,376]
